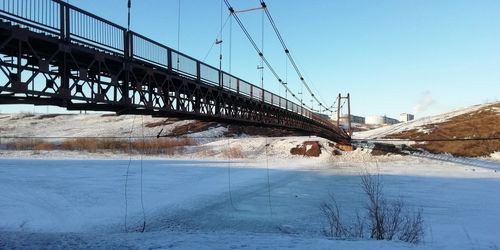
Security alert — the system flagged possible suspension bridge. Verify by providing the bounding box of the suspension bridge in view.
[0,0,350,144]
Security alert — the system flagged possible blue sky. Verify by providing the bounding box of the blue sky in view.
[4,0,500,118]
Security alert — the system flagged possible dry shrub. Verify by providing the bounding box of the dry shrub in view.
[33,141,54,151]
[200,149,218,157]
[61,138,99,152]
[321,173,424,244]
[60,138,195,154]
[222,146,243,158]
[131,138,195,154]
[6,137,196,155]
[7,139,47,150]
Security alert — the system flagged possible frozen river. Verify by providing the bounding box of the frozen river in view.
[1,157,499,249]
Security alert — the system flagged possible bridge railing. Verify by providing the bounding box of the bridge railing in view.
[0,0,339,127]
[67,4,126,53]
[0,0,61,36]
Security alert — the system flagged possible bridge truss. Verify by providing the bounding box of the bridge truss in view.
[0,0,349,144]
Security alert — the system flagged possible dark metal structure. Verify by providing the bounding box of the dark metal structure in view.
[0,0,350,144]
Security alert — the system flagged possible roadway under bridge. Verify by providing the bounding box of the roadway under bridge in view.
[0,0,350,144]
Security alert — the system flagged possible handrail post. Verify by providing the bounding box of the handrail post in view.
[124,31,129,59]
[129,32,134,59]
[59,3,67,41]
[219,71,223,88]
[65,4,70,41]
[122,30,131,105]
[196,61,201,82]
[167,48,172,72]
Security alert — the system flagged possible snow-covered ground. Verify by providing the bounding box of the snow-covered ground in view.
[1,150,500,249]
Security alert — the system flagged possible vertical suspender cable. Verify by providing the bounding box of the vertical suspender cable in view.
[139,115,146,232]
[227,138,236,210]
[127,0,131,31]
[229,14,232,75]
[284,54,288,100]
[124,115,136,232]
[260,7,264,90]
[219,0,224,73]
[177,0,181,68]
[265,138,272,215]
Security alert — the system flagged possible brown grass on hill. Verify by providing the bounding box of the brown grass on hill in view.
[387,103,500,157]
[170,121,218,136]
[145,118,180,128]
[225,124,304,137]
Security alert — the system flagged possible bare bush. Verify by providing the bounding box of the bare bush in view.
[320,194,349,238]
[399,208,424,244]
[350,211,365,238]
[320,195,365,239]
[361,173,424,243]
[320,173,424,244]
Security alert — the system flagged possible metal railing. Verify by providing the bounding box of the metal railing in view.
[0,0,337,130]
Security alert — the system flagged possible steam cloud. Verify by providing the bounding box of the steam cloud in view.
[413,91,435,114]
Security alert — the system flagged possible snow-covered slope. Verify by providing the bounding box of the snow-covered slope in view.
[353,102,500,140]
[0,113,225,138]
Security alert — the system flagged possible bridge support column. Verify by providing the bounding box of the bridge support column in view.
[58,46,71,101]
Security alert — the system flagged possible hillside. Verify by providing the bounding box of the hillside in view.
[354,102,500,157]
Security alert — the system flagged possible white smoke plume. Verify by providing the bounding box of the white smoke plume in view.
[413,90,435,114]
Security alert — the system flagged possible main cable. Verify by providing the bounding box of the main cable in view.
[259,0,335,113]
[223,0,315,111]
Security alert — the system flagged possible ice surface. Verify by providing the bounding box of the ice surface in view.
[1,152,500,249]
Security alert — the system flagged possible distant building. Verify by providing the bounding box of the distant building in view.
[331,114,366,124]
[400,113,415,122]
[366,115,399,125]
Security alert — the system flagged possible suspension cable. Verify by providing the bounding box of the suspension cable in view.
[177,0,181,68]
[223,0,316,111]
[229,14,232,75]
[259,0,335,113]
